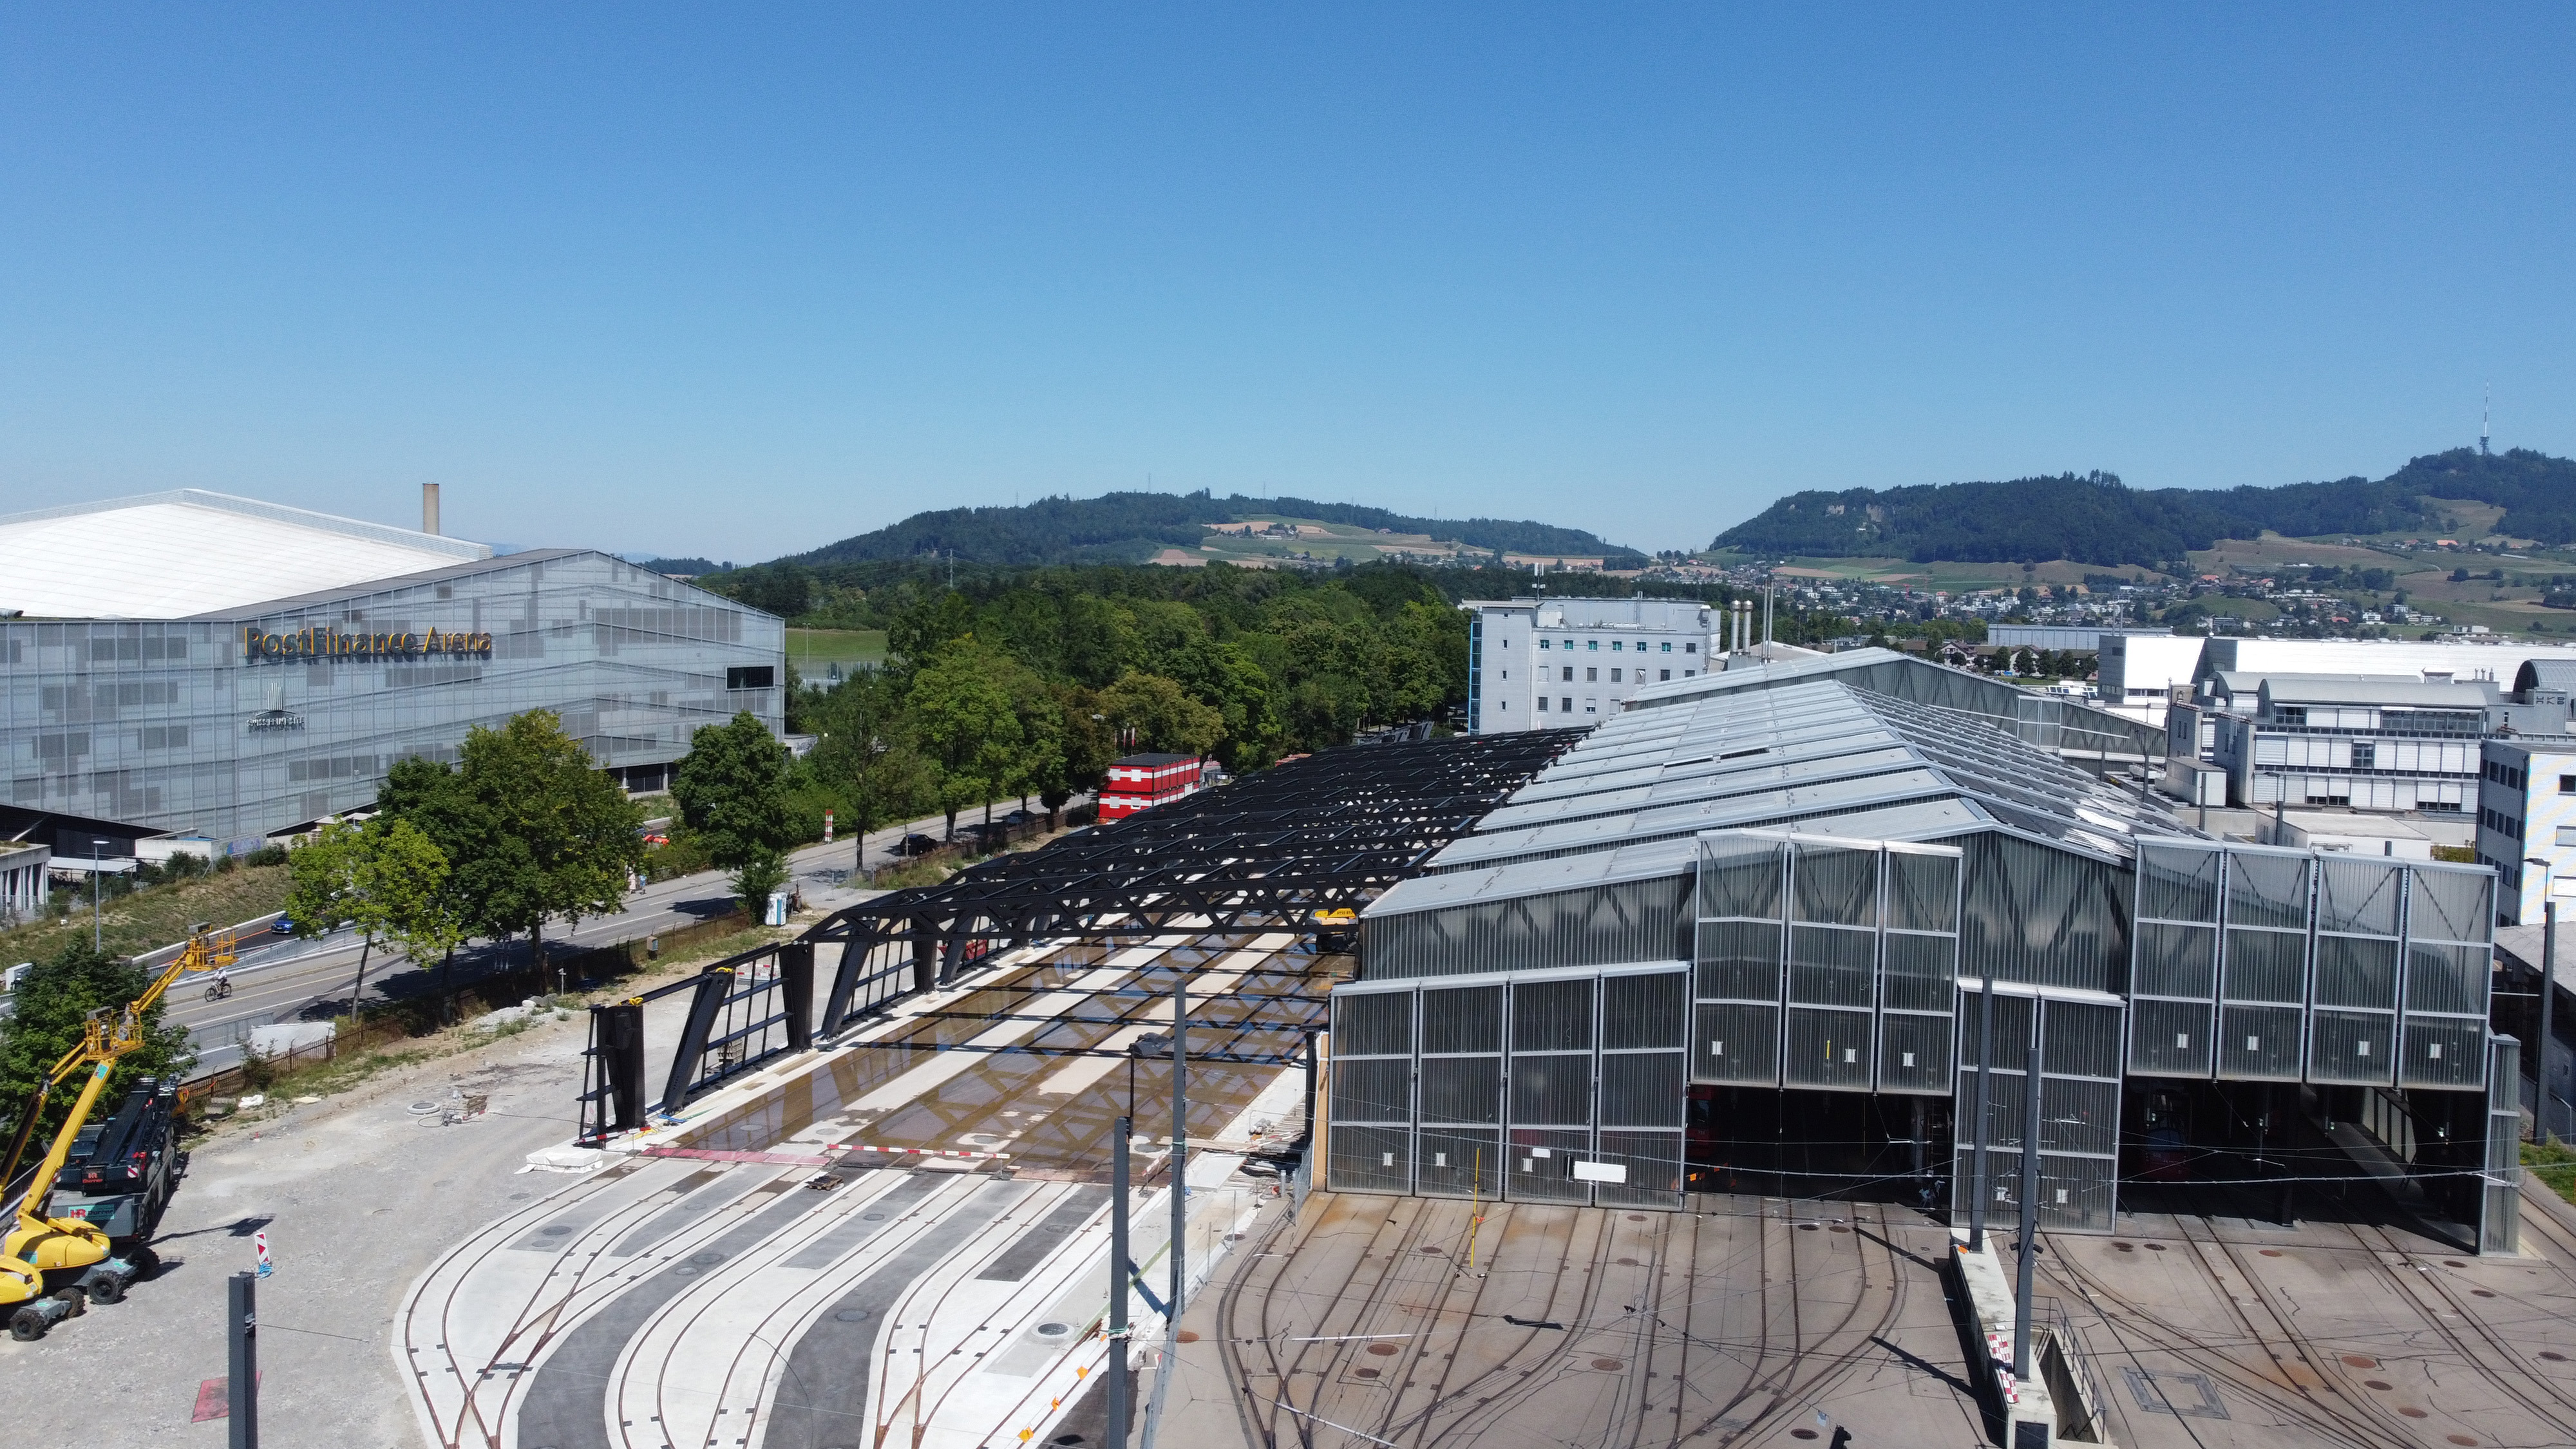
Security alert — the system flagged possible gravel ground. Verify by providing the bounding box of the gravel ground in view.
[0,1009,596,1445]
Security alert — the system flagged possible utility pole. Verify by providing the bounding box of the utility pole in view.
[2528,863,2558,1139]
[1171,967,1189,1320]
[1107,1115,1132,1448]
[228,1270,260,1449]
[2012,1006,2044,1382]
[1967,972,1996,1251]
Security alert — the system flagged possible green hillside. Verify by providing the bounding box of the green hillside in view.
[784,490,1643,569]
[1713,448,2576,570]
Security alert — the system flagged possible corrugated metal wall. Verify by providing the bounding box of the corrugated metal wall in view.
[1693,830,1960,1097]
[1326,962,1690,1210]
[1363,875,1693,980]
[2123,842,2496,1093]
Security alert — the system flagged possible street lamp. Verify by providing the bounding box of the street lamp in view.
[1107,1030,1170,1449]
[2528,857,2559,1141]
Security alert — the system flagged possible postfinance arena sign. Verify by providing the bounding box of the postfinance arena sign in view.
[243,626,493,662]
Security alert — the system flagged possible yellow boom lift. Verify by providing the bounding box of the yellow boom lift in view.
[0,924,231,1340]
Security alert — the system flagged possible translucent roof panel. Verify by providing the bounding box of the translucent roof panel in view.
[0,489,491,619]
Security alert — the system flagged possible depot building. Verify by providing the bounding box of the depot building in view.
[0,488,784,862]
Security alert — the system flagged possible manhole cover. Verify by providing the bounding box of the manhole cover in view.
[1790,1431,1818,1441]
[2145,1242,2168,1251]
[1796,1223,1819,1232]
[2470,1288,2496,1298]
[1616,1257,1640,1266]
[1625,1214,1646,1222]
[2398,1406,2429,1419]
[864,1213,886,1221]
[2344,1354,2379,1368]
[1591,1358,1624,1371]
[541,1225,573,1236]
[2115,1242,2135,1253]
[691,1251,725,1265]
[1367,1343,1399,1356]
[835,1309,869,1322]
[1352,1367,1380,1379]
[2259,1248,2282,1257]
[1419,1245,1443,1255]
[2541,1350,2568,1363]
[2364,1379,2392,1390]
[1829,1225,1850,1234]
[408,1101,442,1115]
[1035,1322,1070,1338]
[1176,1331,1200,1343]
[2444,1259,2467,1269]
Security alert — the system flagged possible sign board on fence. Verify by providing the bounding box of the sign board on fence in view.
[1569,1160,1627,1184]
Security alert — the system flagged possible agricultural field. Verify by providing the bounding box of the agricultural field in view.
[785,627,887,679]
[1168,514,1489,567]
[1709,552,2165,592]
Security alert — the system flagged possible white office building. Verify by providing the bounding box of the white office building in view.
[1464,598,1719,733]
[2477,738,2576,926]
[2204,674,2491,813]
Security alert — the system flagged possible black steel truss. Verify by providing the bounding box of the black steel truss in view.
[576,731,1573,1139]
[810,730,1576,1031]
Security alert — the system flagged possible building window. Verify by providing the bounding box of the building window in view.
[1685,643,1696,654]
[1610,668,1622,682]
[1561,697,1573,712]
[1538,697,1549,711]
[726,665,775,690]
[1660,641,1672,652]
[1611,641,1623,652]
[1562,666,1574,681]
[1585,699,1597,714]
[1587,639,1598,650]
[1684,669,1695,677]
[2562,774,2575,794]
[1659,669,1671,681]
[1586,667,1598,683]
[1540,638,1551,649]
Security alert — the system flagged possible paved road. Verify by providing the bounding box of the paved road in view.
[168,806,1035,1072]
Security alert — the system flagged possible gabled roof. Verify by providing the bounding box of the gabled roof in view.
[0,489,492,620]
[1366,678,2205,920]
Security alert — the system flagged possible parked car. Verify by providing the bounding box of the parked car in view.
[895,833,943,858]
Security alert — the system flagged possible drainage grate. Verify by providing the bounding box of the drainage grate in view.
[2123,1367,2228,1419]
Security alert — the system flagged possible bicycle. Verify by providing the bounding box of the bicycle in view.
[204,977,234,1002]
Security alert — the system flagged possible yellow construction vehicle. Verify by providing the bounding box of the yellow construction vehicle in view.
[0,924,231,1340]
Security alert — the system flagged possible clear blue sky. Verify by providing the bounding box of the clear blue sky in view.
[5,6,2571,562]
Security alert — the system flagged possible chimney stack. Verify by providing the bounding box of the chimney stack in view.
[422,482,441,536]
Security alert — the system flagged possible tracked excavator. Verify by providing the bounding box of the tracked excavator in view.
[0,924,231,1340]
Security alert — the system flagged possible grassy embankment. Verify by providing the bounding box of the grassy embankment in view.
[2525,1139,2576,1206]
[0,863,292,967]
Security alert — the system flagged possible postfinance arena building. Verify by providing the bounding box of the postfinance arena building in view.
[0,490,782,858]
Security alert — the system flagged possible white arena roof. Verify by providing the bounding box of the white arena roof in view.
[0,489,491,620]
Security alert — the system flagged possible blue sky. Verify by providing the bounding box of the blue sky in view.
[5,6,2571,562]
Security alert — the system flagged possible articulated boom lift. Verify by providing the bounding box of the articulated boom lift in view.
[0,924,231,1340]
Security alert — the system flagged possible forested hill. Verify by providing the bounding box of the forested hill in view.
[785,491,1642,567]
[1712,448,2576,569]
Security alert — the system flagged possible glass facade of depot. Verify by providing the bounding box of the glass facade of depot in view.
[1332,824,2515,1249]
[1,549,783,850]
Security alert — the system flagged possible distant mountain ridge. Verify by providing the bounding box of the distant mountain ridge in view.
[1713,448,2576,569]
[786,491,1642,569]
